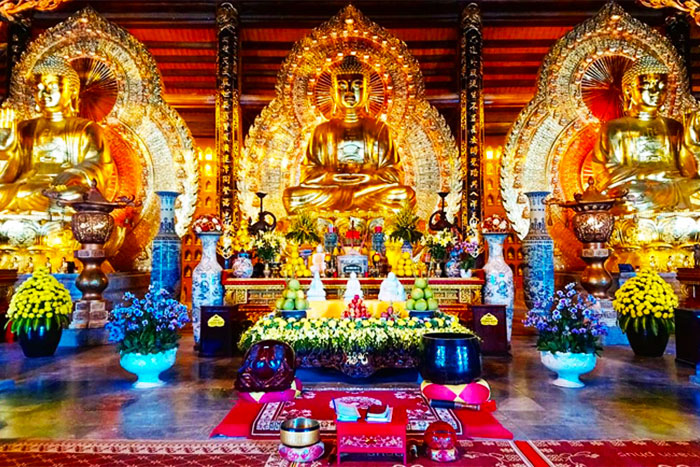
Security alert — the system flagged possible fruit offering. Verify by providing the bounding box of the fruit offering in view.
[381,304,400,320]
[274,279,309,312]
[394,252,425,277]
[405,278,439,313]
[231,218,254,253]
[343,294,370,319]
[282,244,312,278]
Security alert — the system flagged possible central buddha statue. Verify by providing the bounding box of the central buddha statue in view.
[0,56,114,214]
[593,56,700,213]
[283,56,415,215]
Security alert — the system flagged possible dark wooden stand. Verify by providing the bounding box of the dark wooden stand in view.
[470,304,508,355]
[199,305,248,357]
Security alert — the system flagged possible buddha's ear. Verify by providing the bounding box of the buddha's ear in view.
[363,74,370,113]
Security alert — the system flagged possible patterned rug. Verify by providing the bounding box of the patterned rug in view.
[210,385,512,440]
[0,439,698,466]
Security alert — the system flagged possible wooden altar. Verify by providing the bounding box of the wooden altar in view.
[222,272,484,323]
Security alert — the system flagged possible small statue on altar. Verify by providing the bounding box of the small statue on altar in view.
[310,244,326,275]
[282,55,415,214]
[343,272,363,303]
[307,270,326,302]
[378,271,405,302]
[593,56,700,212]
[0,56,114,213]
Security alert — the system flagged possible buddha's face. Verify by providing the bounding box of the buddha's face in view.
[629,73,667,112]
[334,73,366,110]
[35,73,75,114]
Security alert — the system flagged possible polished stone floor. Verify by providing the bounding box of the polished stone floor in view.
[0,331,698,441]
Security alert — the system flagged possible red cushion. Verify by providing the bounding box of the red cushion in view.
[421,378,491,405]
[238,378,302,404]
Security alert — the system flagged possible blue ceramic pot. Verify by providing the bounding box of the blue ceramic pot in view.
[19,325,62,358]
[120,348,177,388]
[420,332,481,384]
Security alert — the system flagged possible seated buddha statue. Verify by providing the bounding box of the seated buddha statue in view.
[0,56,114,214]
[593,56,700,213]
[283,56,416,215]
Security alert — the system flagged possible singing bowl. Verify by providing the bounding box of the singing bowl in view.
[280,417,320,447]
[420,332,481,385]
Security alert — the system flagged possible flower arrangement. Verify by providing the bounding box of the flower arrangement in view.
[106,288,189,355]
[239,312,471,356]
[388,201,423,245]
[421,230,454,262]
[285,210,321,246]
[6,268,72,335]
[613,270,677,336]
[524,283,607,355]
[193,214,223,234]
[253,231,284,263]
[482,214,509,233]
[452,237,480,270]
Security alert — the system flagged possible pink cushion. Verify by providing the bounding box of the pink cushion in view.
[239,378,302,404]
[421,378,491,405]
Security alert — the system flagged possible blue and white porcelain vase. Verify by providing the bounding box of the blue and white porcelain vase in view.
[522,191,554,314]
[192,232,224,344]
[540,351,596,388]
[483,233,515,341]
[120,348,177,389]
[232,252,254,278]
[445,248,461,278]
[151,191,181,299]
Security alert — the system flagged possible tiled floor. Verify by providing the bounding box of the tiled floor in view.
[0,333,697,441]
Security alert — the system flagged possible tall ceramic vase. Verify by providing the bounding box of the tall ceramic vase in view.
[483,233,515,341]
[522,191,554,314]
[151,191,181,299]
[192,232,224,345]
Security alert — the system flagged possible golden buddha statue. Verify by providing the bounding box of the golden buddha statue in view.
[283,56,415,215]
[0,56,114,214]
[593,56,700,213]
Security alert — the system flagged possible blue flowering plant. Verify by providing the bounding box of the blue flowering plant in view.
[106,288,189,355]
[524,283,607,355]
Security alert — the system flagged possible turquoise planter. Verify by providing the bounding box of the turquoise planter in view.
[540,351,596,388]
[120,348,177,388]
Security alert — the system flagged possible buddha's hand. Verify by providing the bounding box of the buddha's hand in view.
[0,109,17,152]
[332,173,370,184]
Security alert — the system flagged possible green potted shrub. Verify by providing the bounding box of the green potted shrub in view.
[388,202,423,252]
[6,268,73,357]
[613,270,677,357]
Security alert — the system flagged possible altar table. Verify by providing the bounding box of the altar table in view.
[336,408,407,465]
[222,274,483,322]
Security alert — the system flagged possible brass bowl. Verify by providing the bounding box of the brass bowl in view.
[280,417,320,447]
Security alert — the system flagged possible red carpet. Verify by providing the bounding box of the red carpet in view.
[1,439,698,466]
[210,386,512,440]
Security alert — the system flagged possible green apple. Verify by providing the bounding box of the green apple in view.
[427,298,439,311]
[296,290,305,300]
[411,288,425,300]
[424,288,434,299]
[295,298,307,310]
[283,299,295,311]
[414,278,428,289]
[414,299,428,312]
[285,289,297,300]
[288,279,301,291]
[275,298,284,310]
[406,299,416,310]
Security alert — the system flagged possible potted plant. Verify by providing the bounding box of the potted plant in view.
[285,210,321,249]
[6,268,72,357]
[106,288,189,388]
[388,202,423,252]
[253,231,284,277]
[613,270,677,357]
[448,237,479,278]
[524,283,607,388]
[421,230,454,277]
